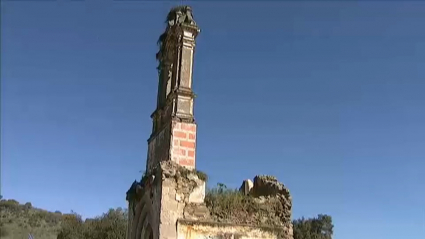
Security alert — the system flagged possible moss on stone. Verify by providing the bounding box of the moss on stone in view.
[194,170,208,181]
[174,164,208,182]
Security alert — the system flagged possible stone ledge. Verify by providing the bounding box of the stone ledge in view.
[178,219,286,232]
[177,219,286,239]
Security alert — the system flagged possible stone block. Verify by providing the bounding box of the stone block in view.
[239,179,253,195]
[189,180,205,203]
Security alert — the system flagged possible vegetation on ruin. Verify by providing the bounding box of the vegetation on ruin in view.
[205,183,258,220]
[205,184,333,238]
[138,166,208,186]
[127,166,207,203]
[205,183,289,227]
[0,197,332,239]
[175,166,208,182]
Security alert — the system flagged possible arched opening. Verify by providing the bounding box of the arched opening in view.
[143,224,153,239]
[132,193,154,239]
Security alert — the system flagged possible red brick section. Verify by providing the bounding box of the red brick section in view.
[171,121,197,168]
[187,150,195,157]
[180,141,195,148]
[174,131,187,139]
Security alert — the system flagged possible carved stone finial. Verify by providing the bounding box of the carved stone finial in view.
[156,6,199,77]
[166,5,197,27]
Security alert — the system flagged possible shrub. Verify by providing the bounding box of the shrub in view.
[0,226,9,237]
[24,202,33,209]
[205,183,258,220]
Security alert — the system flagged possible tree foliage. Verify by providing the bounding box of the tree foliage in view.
[57,209,332,239]
[57,208,127,239]
[57,213,85,239]
[1,196,333,239]
[293,214,334,239]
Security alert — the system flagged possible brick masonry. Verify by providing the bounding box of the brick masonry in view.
[171,121,197,169]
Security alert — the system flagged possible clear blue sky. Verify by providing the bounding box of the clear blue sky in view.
[1,1,424,239]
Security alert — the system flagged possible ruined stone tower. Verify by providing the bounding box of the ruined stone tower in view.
[126,6,294,239]
[126,6,203,239]
[146,5,199,172]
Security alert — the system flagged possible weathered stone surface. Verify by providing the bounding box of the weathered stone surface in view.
[183,204,210,220]
[239,179,253,195]
[251,175,291,198]
[177,220,282,239]
[188,181,205,203]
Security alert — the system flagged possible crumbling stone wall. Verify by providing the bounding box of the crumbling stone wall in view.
[201,176,293,239]
[127,161,207,239]
[128,161,293,239]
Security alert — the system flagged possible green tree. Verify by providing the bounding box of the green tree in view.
[85,208,127,239]
[57,208,127,239]
[0,226,10,237]
[57,212,85,239]
[293,214,334,239]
